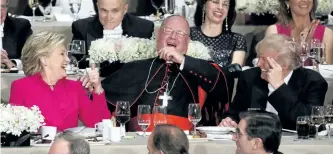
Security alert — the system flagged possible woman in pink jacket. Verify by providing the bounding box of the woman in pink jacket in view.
[9,31,111,131]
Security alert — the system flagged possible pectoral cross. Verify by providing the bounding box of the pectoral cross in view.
[159,92,172,107]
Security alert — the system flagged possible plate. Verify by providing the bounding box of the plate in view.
[196,126,235,134]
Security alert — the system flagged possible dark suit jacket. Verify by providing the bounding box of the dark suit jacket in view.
[71,14,154,76]
[3,16,33,59]
[224,67,328,130]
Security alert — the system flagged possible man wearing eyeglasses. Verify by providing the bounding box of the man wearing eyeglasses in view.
[1,0,32,69]
[233,111,282,154]
[102,15,234,132]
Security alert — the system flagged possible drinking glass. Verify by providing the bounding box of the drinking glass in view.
[311,106,325,139]
[296,41,310,67]
[188,103,201,136]
[71,40,86,68]
[38,1,52,22]
[69,0,82,20]
[310,39,325,71]
[138,105,152,136]
[28,0,39,22]
[296,116,310,139]
[67,46,78,72]
[164,0,175,15]
[151,0,164,16]
[325,105,333,139]
[116,101,131,137]
[184,0,197,20]
[153,105,167,126]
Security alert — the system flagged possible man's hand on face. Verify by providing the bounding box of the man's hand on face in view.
[266,57,285,89]
[157,47,185,64]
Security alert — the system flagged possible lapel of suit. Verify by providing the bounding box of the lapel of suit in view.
[86,16,103,49]
[3,17,17,58]
[286,67,303,96]
[251,71,269,110]
[121,14,131,36]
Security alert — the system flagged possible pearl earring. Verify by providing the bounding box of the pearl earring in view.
[202,8,205,24]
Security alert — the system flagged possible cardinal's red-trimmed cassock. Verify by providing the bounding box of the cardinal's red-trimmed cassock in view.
[101,56,231,131]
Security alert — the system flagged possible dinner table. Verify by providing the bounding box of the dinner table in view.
[1,132,333,154]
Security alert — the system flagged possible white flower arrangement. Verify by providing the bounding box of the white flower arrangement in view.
[89,37,212,64]
[236,0,333,15]
[0,104,45,136]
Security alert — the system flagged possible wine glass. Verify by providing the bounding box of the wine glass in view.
[71,40,86,69]
[69,0,82,21]
[67,45,79,73]
[325,106,333,139]
[311,106,325,139]
[296,41,310,67]
[38,0,52,22]
[153,105,167,126]
[28,0,39,22]
[184,0,197,20]
[164,0,176,15]
[116,101,131,138]
[151,0,164,16]
[188,103,201,136]
[138,105,152,136]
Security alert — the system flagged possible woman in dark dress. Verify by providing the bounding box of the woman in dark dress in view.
[191,0,247,126]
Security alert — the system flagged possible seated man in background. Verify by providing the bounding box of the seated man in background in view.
[49,132,90,154]
[72,0,154,77]
[147,124,189,154]
[233,111,282,154]
[1,0,32,69]
[220,34,328,130]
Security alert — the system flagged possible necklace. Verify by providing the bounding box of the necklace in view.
[144,58,180,94]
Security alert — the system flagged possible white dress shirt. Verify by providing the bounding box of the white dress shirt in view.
[266,71,294,115]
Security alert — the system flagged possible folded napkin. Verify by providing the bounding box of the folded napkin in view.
[319,65,333,78]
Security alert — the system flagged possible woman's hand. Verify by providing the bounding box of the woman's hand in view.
[78,64,103,94]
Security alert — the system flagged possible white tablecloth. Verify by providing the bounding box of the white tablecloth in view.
[1,133,333,154]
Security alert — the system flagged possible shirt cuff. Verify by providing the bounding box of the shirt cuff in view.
[179,58,185,71]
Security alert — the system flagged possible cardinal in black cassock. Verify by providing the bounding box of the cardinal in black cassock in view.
[102,16,232,131]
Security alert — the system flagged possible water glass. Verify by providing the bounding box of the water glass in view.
[325,105,333,139]
[116,101,131,137]
[151,0,164,15]
[164,0,175,15]
[188,103,201,136]
[296,116,310,139]
[138,105,151,136]
[153,105,167,126]
[69,0,82,20]
[296,41,310,67]
[184,0,197,20]
[311,106,325,139]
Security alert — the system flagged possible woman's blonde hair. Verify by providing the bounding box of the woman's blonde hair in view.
[256,34,301,70]
[277,0,317,26]
[21,31,66,76]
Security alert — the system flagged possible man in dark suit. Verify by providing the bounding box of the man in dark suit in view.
[233,111,283,154]
[72,0,154,76]
[1,0,32,69]
[220,34,328,130]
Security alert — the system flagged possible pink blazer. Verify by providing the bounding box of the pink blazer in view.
[9,73,111,131]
